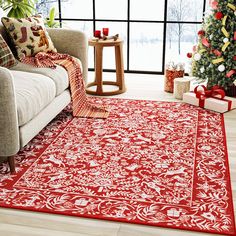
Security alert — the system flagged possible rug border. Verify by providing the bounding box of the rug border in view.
[0,204,235,236]
[220,114,236,234]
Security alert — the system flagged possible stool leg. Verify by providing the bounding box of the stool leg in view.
[115,43,126,92]
[95,45,103,95]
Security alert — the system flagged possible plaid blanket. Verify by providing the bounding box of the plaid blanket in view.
[21,52,109,119]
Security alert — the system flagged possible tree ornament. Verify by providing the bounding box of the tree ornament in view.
[209,34,213,40]
[223,38,229,43]
[187,52,192,58]
[211,1,218,9]
[218,64,225,72]
[227,3,236,11]
[222,42,230,52]
[213,49,222,56]
[194,53,201,61]
[215,12,224,20]
[226,70,236,78]
[212,57,224,64]
[198,30,205,36]
[202,37,210,47]
[222,16,228,26]
[200,67,205,73]
[221,27,229,37]
[233,55,236,60]
[199,49,206,54]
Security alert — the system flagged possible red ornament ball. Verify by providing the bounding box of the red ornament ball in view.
[213,49,221,56]
[198,30,205,36]
[233,55,236,61]
[187,52,192,58]
[215,12,224,20]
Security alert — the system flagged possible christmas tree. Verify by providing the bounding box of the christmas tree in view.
[189,0,236,93]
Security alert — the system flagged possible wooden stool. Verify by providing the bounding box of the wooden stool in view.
[174,77,191,100]
[86,38,126,96]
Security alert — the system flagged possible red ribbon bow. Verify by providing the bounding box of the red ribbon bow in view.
[194,85,225,99]
[194,85,232,111]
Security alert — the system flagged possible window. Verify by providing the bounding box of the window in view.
[130,23,164,71]
[130,0,165,21]
[95,0,127,20]
[62,21,94,68]
[61,0,93,19]
[36,0,206,74]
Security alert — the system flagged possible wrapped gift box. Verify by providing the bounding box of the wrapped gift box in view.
[164,62,185,93]
[183,92,236,113]
[165,70,184,93]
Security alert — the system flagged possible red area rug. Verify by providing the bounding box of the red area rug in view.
[0,98,235,235]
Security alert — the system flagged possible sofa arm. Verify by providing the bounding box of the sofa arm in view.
[47,28,88,83]
[0,67,19,156]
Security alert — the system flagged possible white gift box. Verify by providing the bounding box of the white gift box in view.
[183,92,236,113]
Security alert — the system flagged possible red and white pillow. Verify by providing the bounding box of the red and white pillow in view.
[0,34,17,68]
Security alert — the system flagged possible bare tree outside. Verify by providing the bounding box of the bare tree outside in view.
[36,0,58,16]
[36,0,68,16]
[167,23,175,49]
[168,0,190,54]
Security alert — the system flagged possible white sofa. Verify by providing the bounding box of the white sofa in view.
[0,25,88,173]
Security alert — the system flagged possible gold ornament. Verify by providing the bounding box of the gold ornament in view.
[221,27,229,38]
[199,49,206,54]
[222,15,227,26]
[212,58,224,64]
[227,3,236,11]
[222,42,230,51]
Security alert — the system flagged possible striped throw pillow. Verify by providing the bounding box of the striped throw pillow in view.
[0,35,17,68]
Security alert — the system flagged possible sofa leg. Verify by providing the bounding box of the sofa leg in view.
[8,156,16,174]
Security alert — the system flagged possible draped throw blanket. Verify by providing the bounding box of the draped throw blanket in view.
[21,52,109,119]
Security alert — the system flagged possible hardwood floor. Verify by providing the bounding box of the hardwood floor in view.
[0,72,235,236]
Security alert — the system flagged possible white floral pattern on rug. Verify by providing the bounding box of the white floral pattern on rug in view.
[0,98,235,235]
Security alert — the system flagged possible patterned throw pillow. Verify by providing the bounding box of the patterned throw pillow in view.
[1,15,57,59]
[0,34,17,68]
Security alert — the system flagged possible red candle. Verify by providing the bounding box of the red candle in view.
[94,30,101,38]
[103,28,109,36]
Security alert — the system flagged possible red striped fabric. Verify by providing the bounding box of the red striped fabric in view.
[21,52,109,119]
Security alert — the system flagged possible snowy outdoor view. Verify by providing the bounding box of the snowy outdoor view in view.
[36,0,207,73]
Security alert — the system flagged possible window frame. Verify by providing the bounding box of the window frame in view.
[54,0,206,74]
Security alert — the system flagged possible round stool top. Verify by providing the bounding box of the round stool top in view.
[89,38,123,47]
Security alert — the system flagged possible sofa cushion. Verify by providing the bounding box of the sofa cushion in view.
[11,70,56,127]
[1,15,57,59]
[10,58,83,96]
